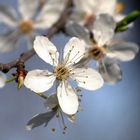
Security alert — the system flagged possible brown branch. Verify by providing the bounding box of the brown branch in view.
[0,0,72,73]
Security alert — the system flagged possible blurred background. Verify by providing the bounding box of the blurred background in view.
[0,0,140,140]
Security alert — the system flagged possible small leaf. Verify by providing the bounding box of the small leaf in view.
[26,110,57,130]
[115,10,140,32]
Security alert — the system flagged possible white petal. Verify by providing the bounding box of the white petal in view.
[34,0,65,29]
[0,72,7,88]
[0,31,19,53]
[34,36,59,66]
[57,81,79,115]
[18,0,39,20]
[24,69,55,93]
[0,5,18,27]
[98,57,122,84]
[73,0,116,16]
[95,0,116,15]
[93,14,116,46]
[114,14,125,22]
[107,41,139,61]
[65,22,91,44]
[73,0,98,14]
[63,37,86,66]
[71,68,104,90]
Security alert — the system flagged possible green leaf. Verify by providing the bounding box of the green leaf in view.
[115,10,140,32]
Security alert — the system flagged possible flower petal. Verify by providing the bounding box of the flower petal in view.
[73,0,98,14]
[0,30,19,53]
[26,111,57,130]
[95,0,116,15]
[44,93,58,109]
[0,5,18,27]
[98,57,122,84]
[107,41,139,61]
[73,0,116,15]
[93,14,116,46]
[57,81,79,115]
[63,37,86,66]
[0,72,7,88]
[65,22,91,44]
[34,0,65,29]
[34,36,59,66]
[71,68,104,90]
[24,69,55,93]
[18,0,39,20]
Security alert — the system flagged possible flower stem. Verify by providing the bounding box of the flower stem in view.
[34,93,48,100]
[6,77,16,83]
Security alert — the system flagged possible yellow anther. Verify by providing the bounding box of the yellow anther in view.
[19,20,33,34]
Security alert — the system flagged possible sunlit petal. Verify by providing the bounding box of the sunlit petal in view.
[34,36,59,66]
[63,37,86,66]
[71,68,104,90]
[57,81,79,115]
[24,69,55,93]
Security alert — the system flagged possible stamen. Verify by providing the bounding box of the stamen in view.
[64,46,75,64]
[49,51,58,66]
[66,51,80,65]
[67,53,86,68]
[51,128,56,132]
[89,46,105,61]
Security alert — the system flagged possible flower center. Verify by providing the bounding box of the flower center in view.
[89,45,105,61]
[115,2,124,13]
[19,20,33,34]
[54,65,69,81]
[84,14,95,27]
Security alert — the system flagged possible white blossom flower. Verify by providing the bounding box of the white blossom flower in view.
[24,36,104,115]
[0,0,65,53]
[26,93,76,131]
[0,71,6,88]
[71,0,125,26]
[66,14,139,84]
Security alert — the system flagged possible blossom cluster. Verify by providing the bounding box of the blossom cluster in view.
[0,0,139,133]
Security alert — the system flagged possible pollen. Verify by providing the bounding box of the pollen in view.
[54,65,69,81]
[19,20,33,34]
[84,14,95,27]
[89,45,105,61]
[115,2,125,13]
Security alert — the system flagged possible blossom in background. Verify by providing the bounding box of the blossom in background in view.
[0,0,65,53]
[0,71,6,88]
[24,36,104,115]
[66,14,139,84]
[71,0,125,26]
